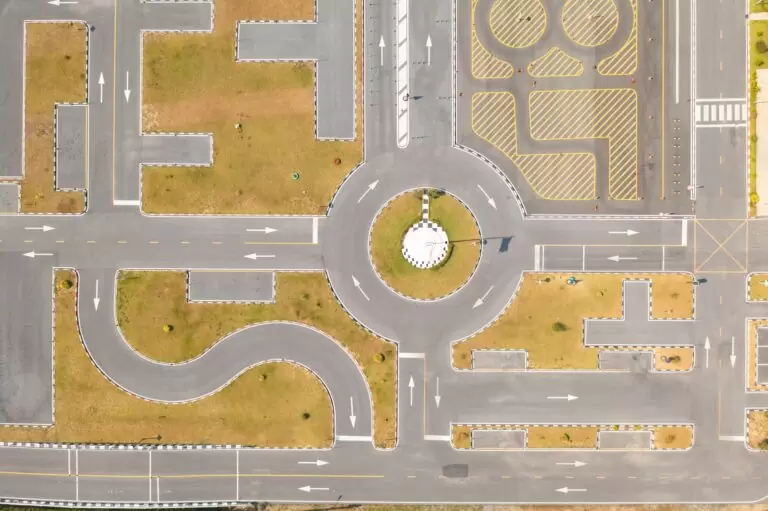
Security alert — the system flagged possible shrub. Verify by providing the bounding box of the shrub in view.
[757,40,768,54]
[58,279,73,290]
[562,433,571,442]
[551,321,568,332]
[665,434,677,444]
[374,352,386,363]
[162,324,173,333]
[760,438,768,450]
[302,412,311,420]
[751,192,761,206]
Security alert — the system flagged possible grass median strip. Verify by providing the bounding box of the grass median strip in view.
[141,0,363,214]
[19,23,86,213]
[453,273,694,369]
[116,270,396,448]
[0,271,333,447]
[370,190,481,300]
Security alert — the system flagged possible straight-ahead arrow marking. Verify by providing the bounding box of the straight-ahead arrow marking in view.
[48,0,78,5]
[547,394,578,401]
[349,397,356,428]
[476,184,497,209]
[704,336,711,369]
[434,376,441,408]
[426,35,432,66]
[93,279,100,311]
[245,227,277,234]
[608,229,638,236]
[124,70,131,102]
[556,487,587,494]
[297,460,328,466]
[98,73,105,104]
[556,461,586,468]
[299,486,329,493]
[408,376,415,407]
[379,36,386,66]
[607,255,638,262]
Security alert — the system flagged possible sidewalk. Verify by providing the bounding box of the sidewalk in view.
[756,70,768,215]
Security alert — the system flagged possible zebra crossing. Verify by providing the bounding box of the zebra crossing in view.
[694,98,747,128]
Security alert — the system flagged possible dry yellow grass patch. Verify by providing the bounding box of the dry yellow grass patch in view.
[116,270,397,448]
[452,425,472,449]
[141,0,363,214]
[652,426,693,449]
[453,273,693,370]
[0,271,333,447]
[370,191,481,299]
[654,348,694,371]
[527,426,598,448]
[748,410,768,450]
[19,23,86,213]
[749,274,768,300]
[747,319,768,391]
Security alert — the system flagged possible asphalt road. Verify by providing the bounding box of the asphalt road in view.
[0,0,766,506]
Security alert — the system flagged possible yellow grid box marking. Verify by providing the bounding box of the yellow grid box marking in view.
[472,0,516,79]
[528,47,584,78]
[693,220,748,274]
[472,92,596,200]
[489,0,547,49]
[562,0,620,47]
[529,88,638,200]
[597,0,637,75]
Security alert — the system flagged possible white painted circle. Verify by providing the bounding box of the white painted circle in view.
[402,221,449,269]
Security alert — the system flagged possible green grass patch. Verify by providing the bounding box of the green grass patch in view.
[370,190,481,300]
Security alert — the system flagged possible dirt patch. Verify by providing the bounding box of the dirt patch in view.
[527,426,598,448]
[141,0,364,214]
[652,426,693,449]
[654,348,694,371]
[748,409,768,450]
[453,273,694,370]
[0,271,333,447]
[749,274,768,300]
[20,22,86,213]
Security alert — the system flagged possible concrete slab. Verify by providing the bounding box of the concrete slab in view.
[756,69,768,216]
[598,350,653,372]
[236,0,355,140]
[472,350,527,370]
[141,135,213,167]
[187,271,275,303]
[55,104,87,190]
[472,429,525,449]
[0,184,20,213]
[0,254,53,424]
[598,430,652,450]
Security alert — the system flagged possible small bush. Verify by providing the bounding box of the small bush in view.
[665,434,676,444]
[612,424,620,431]
[562,433,571,442]
[302,412,311,420]
[751,192,761,205]
[757,40,768,54]
[162,324,173,333]
[759,438,768,450]
[58,279,73,290]
[374,352,386,363]
[551,321,568,332]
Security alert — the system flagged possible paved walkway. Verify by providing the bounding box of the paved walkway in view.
[756,70,768,216]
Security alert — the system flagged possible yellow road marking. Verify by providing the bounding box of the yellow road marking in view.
[562,0,619,48]
[597,0,637,75]
[471,0,515,79]
[695,220,747,272]
[528,47,584,78]
[489,0,547,49]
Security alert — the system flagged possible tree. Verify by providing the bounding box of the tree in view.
[552,321,568,332]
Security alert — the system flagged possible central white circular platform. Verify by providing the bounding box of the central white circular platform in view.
[402,221,449,269]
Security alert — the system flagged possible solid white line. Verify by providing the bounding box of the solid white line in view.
[681,219,688,246]
[312,217,318,244]
[695,97,747,102]
[236,449,240,501]
[75,449,79,501]
[399,352,425,359]
[424,434,451,441]
[156,477,160,502]
[696,123,747,128]
[675,0,679,104]
[719,435,745,441]
[534,244,541,271]
[581,245,586,271]
[113,199,140,206]
[67,449,71,475]
[336,435,373,442]
[148,450,152,502]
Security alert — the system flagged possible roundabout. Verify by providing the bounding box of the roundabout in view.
[370,189,481,300]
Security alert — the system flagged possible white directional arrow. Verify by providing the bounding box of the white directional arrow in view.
[351,275,370,301]
[93,279,100,311]
[608,229,638,236]
[408,376,415,407]
[476,184,497,209]
[98,73,105,104]
[299,486,329,493]
[730,336,737,368]
[704,336,711,369]
[434,376,441,408]
[297,460,328,466]
[606,255,638,262]
[25,225,55,232]
[23,251,54,259]
[547,394,578,401]
[556,461,587,468]
[245,227,277,234]
[556,487,587,494]
[349,397,356,428]
[123,71,131,102]
[357,180,379,203]
[48,0,78,5]
[244,253,275,260]
[426,35,432,66]
[473,285,494,309]
[379,36,386,66]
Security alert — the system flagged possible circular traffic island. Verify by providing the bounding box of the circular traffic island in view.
[370,189,481,300]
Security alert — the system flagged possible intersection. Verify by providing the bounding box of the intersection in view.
[0,0,765,505]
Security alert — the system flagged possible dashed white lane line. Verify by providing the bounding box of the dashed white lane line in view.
[312,217,319,244]
[337,435,373,442]
[681,219,688,246]
[423,434,451,441]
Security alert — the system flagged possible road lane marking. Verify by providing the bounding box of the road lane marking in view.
[424,434,451,441]
[113,199,140,206]
[675,0,679,103]
[312,217,319,244]
[681,219,688,246]
[399,352,425,359]
[336,435,373,442]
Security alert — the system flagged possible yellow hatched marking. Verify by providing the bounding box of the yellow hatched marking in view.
[562,0,619,47]
[472,92,596,200]
[529,88,638,200]
[694,220,748,273]
[489,0,547,49]
[528,47,584,78]
[472,0,515,79]
[597,0,637,75]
